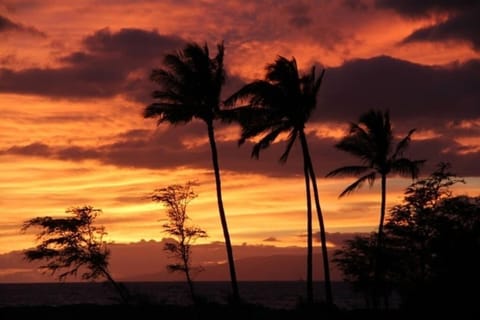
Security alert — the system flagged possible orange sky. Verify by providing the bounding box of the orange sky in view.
[1,0,479,254]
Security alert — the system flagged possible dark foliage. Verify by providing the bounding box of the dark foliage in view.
[335,163,480,312]
[21,206,129,303]
[150,181,207,301]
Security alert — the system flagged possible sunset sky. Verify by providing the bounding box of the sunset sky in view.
[1,0,479,255]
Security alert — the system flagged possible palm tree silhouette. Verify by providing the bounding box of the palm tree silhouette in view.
[326,109,424,306]
[144,42,240,302]
[224,56,333,306]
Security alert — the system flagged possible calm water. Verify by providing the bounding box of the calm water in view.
[0,281,373,310]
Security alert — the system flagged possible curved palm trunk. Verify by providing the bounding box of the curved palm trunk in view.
[373,173,387,309]
[206,121,240,302]
[300,131,334,307]
[377,174,387,251]
[304,156,313,304]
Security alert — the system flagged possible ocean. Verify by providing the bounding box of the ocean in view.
[0,281,374,309]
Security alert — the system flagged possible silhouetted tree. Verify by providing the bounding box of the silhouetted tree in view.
[335,163,480,312]
[384,163,479,310]
[224,56,332,306]
[21,206,129,303]
[386,163,464,287]
[150,181,207,302]
[333,234,376,308]
[326,109,424,307]
[144,42,240,302]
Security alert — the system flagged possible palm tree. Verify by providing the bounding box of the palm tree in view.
[326,109,424,306]
[224,56,333,306]
[144,42,240,302]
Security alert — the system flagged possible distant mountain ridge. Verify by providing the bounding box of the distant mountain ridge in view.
[0,233,365,282]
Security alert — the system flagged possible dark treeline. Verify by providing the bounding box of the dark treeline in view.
[334,163,480,313]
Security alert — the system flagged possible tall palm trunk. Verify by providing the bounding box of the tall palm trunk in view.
[206,121,240,302]
[304,154,313,304]
[300,130,334,306]
[373,173,387,308]
[377,173,387,254]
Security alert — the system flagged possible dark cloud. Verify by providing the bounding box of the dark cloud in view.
[263,237,279,242]
[0,123,303,177]
[3,142,99,160]
[225,56,480,177]
[407,136,480,178]
[284,3,312,29]
[343,0,369,11]
[0,65,125,98]
[97,123,305,177]
[83,28,181,60]
[6,142,51,157]
[0,14,45,36]
[401,6,480,50]
[375,0,480,50]
[0,54,17,66]
[375,0,477,17]
[2,55,479,177]
[0,28,184,99]
[3,122,479,177]
[56,146,101,161]
[316,56,480,128]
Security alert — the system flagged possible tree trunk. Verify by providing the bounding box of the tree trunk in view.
[374,173,387,309]
[101,267,130,304]
[304,153,313,305]
[185,267,196,303]
[300,130,334,307]
[377,174,387,257]
[206,121,240,303]
[181,238,196,303]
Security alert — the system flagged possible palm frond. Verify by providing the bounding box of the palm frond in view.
[362,109,393,158]
[297,67,325,121]
[219,105,273,127]
[348,122,370,140]
[218,106,251,123]
[163,53,193,84]
[339,172,377,198]
[313,68,326,94]
[151,89,182,102]
[392,129,415,159]
[238,116,283,145]
[183,43,210,73]
[224,81,278,107]
[213,42,225,89]
[251,124,289,159]
[335,133,373,162]
[266,56,297,83]
[146,41,225,125]
[325,165,372,178]
[390,158,425,179]
[279,129,299,163]
[265,56,301,106]
[144,102,194,124]
[150,69,181,92]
